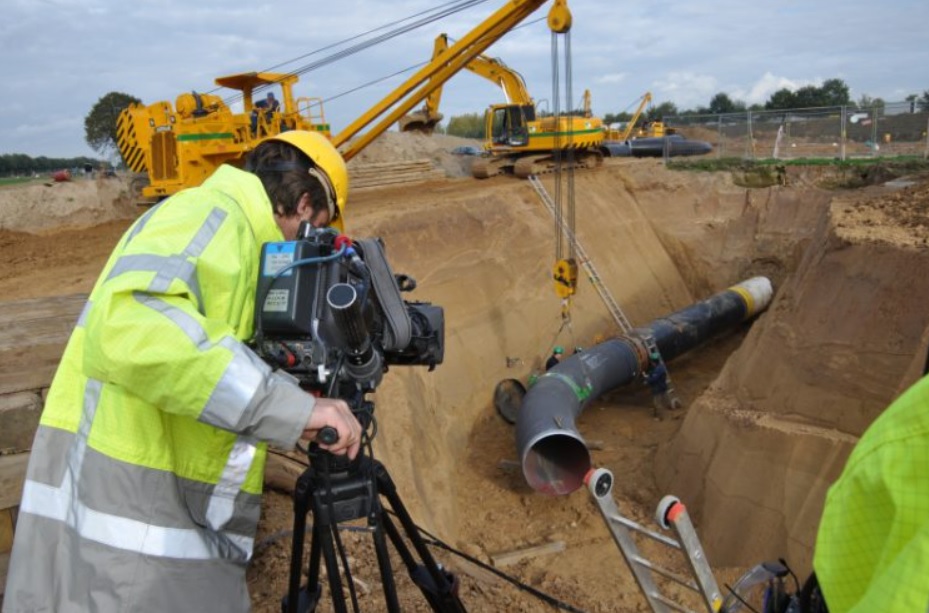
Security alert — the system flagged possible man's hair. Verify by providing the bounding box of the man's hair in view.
[246,140,330,219]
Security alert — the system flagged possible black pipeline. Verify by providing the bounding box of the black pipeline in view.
[515,277,773,495]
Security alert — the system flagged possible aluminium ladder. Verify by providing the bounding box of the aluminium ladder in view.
[527,174,633,334]
[586,468,723,613]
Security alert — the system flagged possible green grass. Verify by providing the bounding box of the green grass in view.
[667,156,929,173]
[0,176,39,187]
[665,156,929,189]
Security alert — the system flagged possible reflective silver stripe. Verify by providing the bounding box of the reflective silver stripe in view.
[18,377,256,561]
[206,436,258,531]
[19,479,253,560]
[108,254,203,307]
[77,300,93,328]
[148,255,200,297]
[134,293,266,431]
[135,291,210,347]
[186,207,227,258]
[125,201,162,245]
[66,378,103,483]
[108,206,226,311]
[201,339,269,431]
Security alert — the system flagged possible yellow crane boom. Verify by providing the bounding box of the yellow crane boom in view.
[335,0,574,161]
[116,0,575,202]
[603,92,652,141]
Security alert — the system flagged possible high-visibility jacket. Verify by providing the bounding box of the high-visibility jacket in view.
[813,373,929,612]
[3,165,315,612]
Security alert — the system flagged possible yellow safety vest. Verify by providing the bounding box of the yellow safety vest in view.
[5,165,314,612]
[814,373,929,612]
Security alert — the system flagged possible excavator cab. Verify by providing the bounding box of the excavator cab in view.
[487,103,532,148]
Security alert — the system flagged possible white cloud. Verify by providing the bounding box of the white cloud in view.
[731,73,820,106]
[596,73,627,86]
[2,0,927,158]
[651,72,719,110]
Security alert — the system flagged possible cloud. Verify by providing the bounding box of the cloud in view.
[651,72,719,110]
[730,73,821,106]
[596,74,627,86]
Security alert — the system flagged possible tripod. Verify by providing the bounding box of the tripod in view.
[282,443,466,613]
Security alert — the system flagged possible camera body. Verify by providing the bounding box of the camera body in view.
[253,225,444,401]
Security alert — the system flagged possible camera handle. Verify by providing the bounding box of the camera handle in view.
[316,426,339,446]
[283,444,466,613]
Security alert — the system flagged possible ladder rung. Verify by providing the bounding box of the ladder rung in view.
[651,593,695,613]
[636,560,701,593]
[609,513,680,549]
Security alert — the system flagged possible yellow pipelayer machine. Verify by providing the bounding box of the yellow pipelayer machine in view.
[116,0,581,203]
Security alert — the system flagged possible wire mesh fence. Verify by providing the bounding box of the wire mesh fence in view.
[666,101,929,162]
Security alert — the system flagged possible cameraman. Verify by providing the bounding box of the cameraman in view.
[4,131,362,612]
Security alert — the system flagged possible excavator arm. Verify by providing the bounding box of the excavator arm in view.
[400,32,536,133]
[335,0,571,160]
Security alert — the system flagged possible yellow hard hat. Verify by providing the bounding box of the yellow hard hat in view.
[264,131,348,232]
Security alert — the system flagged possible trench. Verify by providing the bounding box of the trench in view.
[243,159,929,611]
[6,155,921,611]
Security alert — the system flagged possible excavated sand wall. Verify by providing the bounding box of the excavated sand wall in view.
[347,166,700,537]
[656,189,929,573]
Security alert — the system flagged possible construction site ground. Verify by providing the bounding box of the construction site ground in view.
[2,132,928,612]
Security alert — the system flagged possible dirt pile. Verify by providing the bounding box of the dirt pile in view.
[0,175,136,234]
[347,131,483,178]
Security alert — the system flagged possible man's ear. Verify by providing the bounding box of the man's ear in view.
[296,192,312,217]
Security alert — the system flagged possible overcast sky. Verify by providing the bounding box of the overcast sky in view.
[2,0,927,159]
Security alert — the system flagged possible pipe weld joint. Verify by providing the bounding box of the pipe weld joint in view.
[538,372,592,401]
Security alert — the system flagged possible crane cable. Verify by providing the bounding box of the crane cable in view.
[550,24,577,322]
[216,0,490,107]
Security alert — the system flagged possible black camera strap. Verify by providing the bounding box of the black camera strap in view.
[355,238,412,351]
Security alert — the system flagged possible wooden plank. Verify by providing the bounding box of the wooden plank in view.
[0,454,29,510]
[489,540,566,568]
[0,294,86,325]
[0,345,63,396]
[0,295,84,352]
[0,295,84,395]
[0,392,42,451]
[0,552,9,598]
[0,508,13,553]
[451,558,504,587]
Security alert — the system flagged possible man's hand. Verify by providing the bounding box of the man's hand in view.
[302,398,363,459]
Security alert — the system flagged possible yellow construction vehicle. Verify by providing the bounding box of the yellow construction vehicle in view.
[603,92,652,141]
[400,33,604,179]
[118,0,577,202]
[117,71,329,203]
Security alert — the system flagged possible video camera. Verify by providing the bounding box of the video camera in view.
[252,222,444,403]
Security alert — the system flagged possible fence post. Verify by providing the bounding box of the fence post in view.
[840,105,847,161]
[717,115,722,159]
[925,118,929,160]
[746,110,754,160]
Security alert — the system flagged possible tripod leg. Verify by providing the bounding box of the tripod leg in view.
[285,470,322,613]
[370,514,402,612]
[374,460,466,613]
[318,523,349,613]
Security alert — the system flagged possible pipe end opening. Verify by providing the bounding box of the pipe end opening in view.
[523,434,591,496]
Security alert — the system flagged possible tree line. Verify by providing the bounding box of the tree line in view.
[443,79,929,138]
[0,153,105,178]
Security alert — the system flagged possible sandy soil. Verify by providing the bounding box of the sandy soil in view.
[3,133,929,612]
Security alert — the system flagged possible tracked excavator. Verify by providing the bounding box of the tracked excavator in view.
[116,0,578,204]
[401,34,604,179]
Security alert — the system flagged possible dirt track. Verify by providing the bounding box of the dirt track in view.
[2,139,929,611]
